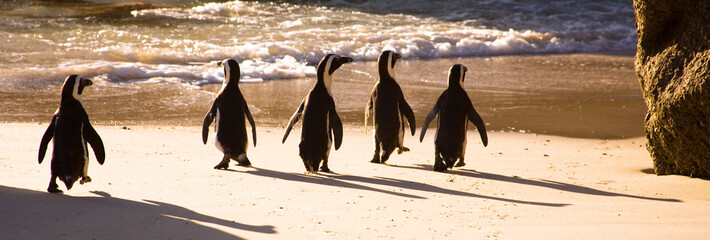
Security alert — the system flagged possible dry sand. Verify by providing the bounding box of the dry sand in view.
[1,123,709,239]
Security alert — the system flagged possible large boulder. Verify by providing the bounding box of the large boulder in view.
[634,1,710,177]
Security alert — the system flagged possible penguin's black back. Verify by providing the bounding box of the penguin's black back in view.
[435,87,471,153]
[372,78,404,144]
[300,83,334,155]
[52,99,89,181]
[214,86,249,154]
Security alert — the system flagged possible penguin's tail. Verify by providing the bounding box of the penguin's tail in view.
[445,157,456,169]
[381,141,395,154]
[307,155,320,173]
[63,175,76,190]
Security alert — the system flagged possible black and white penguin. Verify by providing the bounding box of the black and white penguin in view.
[419,64,488,172]
[202,59,257,169]
[282,54,352,173]
[38,75,105,193]
[365,50,415,164]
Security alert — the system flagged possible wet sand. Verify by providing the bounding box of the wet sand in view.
[1,123,708,239]
[0,54,644,139]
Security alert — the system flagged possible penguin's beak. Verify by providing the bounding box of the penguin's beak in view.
[462,67,467,83]
[81,78,93,87]
[394,53,401,60]
[339,56,353,64]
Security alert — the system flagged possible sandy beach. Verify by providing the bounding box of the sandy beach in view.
[1,123,708,239]
[2,1,698,239]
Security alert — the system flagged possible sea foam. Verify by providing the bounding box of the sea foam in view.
[1,0,637,86]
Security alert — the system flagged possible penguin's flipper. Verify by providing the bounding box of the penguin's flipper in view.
[283,99,305,143]
[83,122,105,165]
[467,104,488,147]
[329,108,344,150]
[420,94,443,142]
[38,115,57,164]
[245,102,257,147]
[399,97,416,136]
[202,104,216,144]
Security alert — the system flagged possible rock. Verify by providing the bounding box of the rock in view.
[634,1,710,177]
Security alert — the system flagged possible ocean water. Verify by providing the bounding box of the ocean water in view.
[0,0,643,138]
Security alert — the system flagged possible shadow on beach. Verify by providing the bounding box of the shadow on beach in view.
[0,185,276,239]
[390,164,681,203]
[237,167,569,207]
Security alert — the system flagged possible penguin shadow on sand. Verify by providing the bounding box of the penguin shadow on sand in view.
[231,167,569,207]
[389,164,681,203]
[223,167,422,199]
[0,185,276,239]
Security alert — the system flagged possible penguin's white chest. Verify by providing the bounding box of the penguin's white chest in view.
[397,103,404,146]
[80,123,89,176]
[326,112,332,146]
[214,109,224,153]
[325,111,332,157]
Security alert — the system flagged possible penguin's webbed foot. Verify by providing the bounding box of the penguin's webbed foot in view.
[397,147,410,154]
[79,176,92,185]
[47,176,63,193]
[454,160,466,167]
[214,162,229,170]
[214,155,231,169]
[319,159,330,172]
[433,159,447,172]
[304,166,317,174]
[236,159,252,167]
[47,185,62,193]
[370,153,381,164]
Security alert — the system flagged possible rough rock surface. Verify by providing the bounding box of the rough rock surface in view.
[634,1,710,177]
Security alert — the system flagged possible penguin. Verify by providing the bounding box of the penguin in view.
[282,54,353,173]
[364,50,416,164]
[38,75,105,193]
[419,64,488,172]
[202,59,257,170]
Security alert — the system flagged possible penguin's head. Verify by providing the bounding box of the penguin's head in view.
[61,75,93,102]
[217,59,241,87]
[447,64,467,88]
[317,54,353,93]
[377,50,401,80]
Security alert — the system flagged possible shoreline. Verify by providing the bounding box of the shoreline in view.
[2,123,709,239]
[0,54,645,139]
